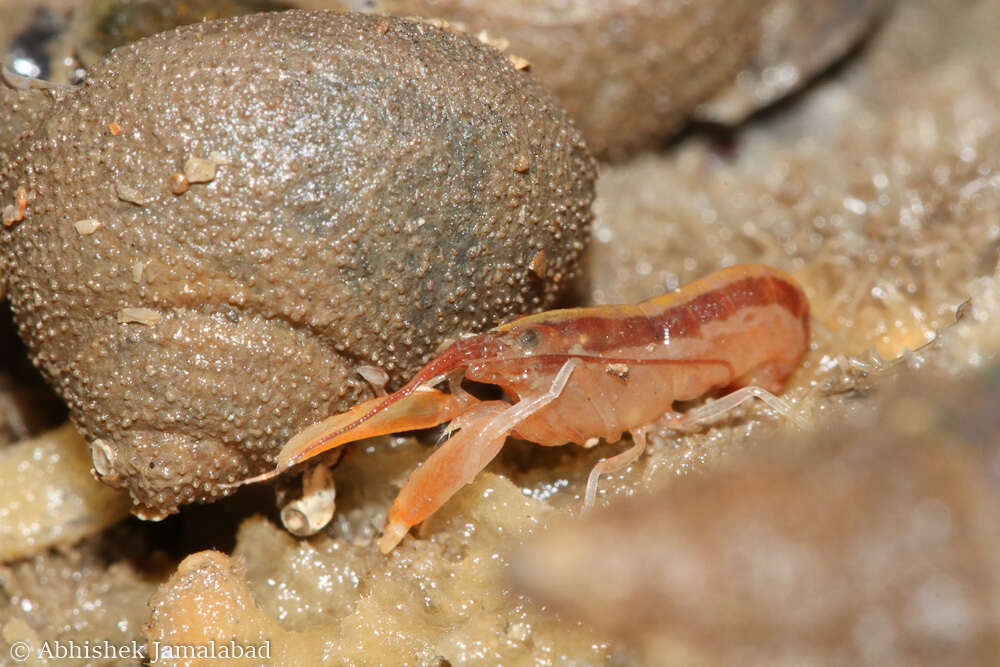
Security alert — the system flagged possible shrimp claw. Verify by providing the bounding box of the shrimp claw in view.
[218,386,470,490]
[379,358,581,553]
[277,386,471,470]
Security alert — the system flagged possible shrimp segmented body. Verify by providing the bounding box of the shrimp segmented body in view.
[237,264,810,552]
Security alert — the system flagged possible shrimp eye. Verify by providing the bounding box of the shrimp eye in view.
[518,328,541,349]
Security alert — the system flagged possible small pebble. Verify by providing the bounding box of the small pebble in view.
[73,219,102,235]
[116,183,152,206]
[184,157,217,184]
[509,54,531,71]
[170,173,189,195]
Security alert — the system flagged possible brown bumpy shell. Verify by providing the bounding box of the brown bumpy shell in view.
[0,10,595,518]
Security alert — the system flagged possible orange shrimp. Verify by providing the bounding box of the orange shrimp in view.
[236,264,810,552]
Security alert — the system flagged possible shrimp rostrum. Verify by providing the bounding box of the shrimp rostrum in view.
[238,264,810,552]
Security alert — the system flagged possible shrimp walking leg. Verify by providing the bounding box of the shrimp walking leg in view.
[583,428,647,510]
[674,386,807,430]
[379,359,581,553]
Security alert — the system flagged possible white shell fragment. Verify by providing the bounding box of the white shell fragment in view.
[280,464,337,537]
[357,364,390,396]
[117,307,162,326]
[73,218,103,235]
[89,437,121,483]
[131,258,150,283]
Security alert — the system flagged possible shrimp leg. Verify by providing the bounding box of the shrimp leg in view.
[379,358,581,553]
[583,427,647,510]
[672,385,807,430]
[584,385,805,511]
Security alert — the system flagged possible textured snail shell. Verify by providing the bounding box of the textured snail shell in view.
[0,10,595,517]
